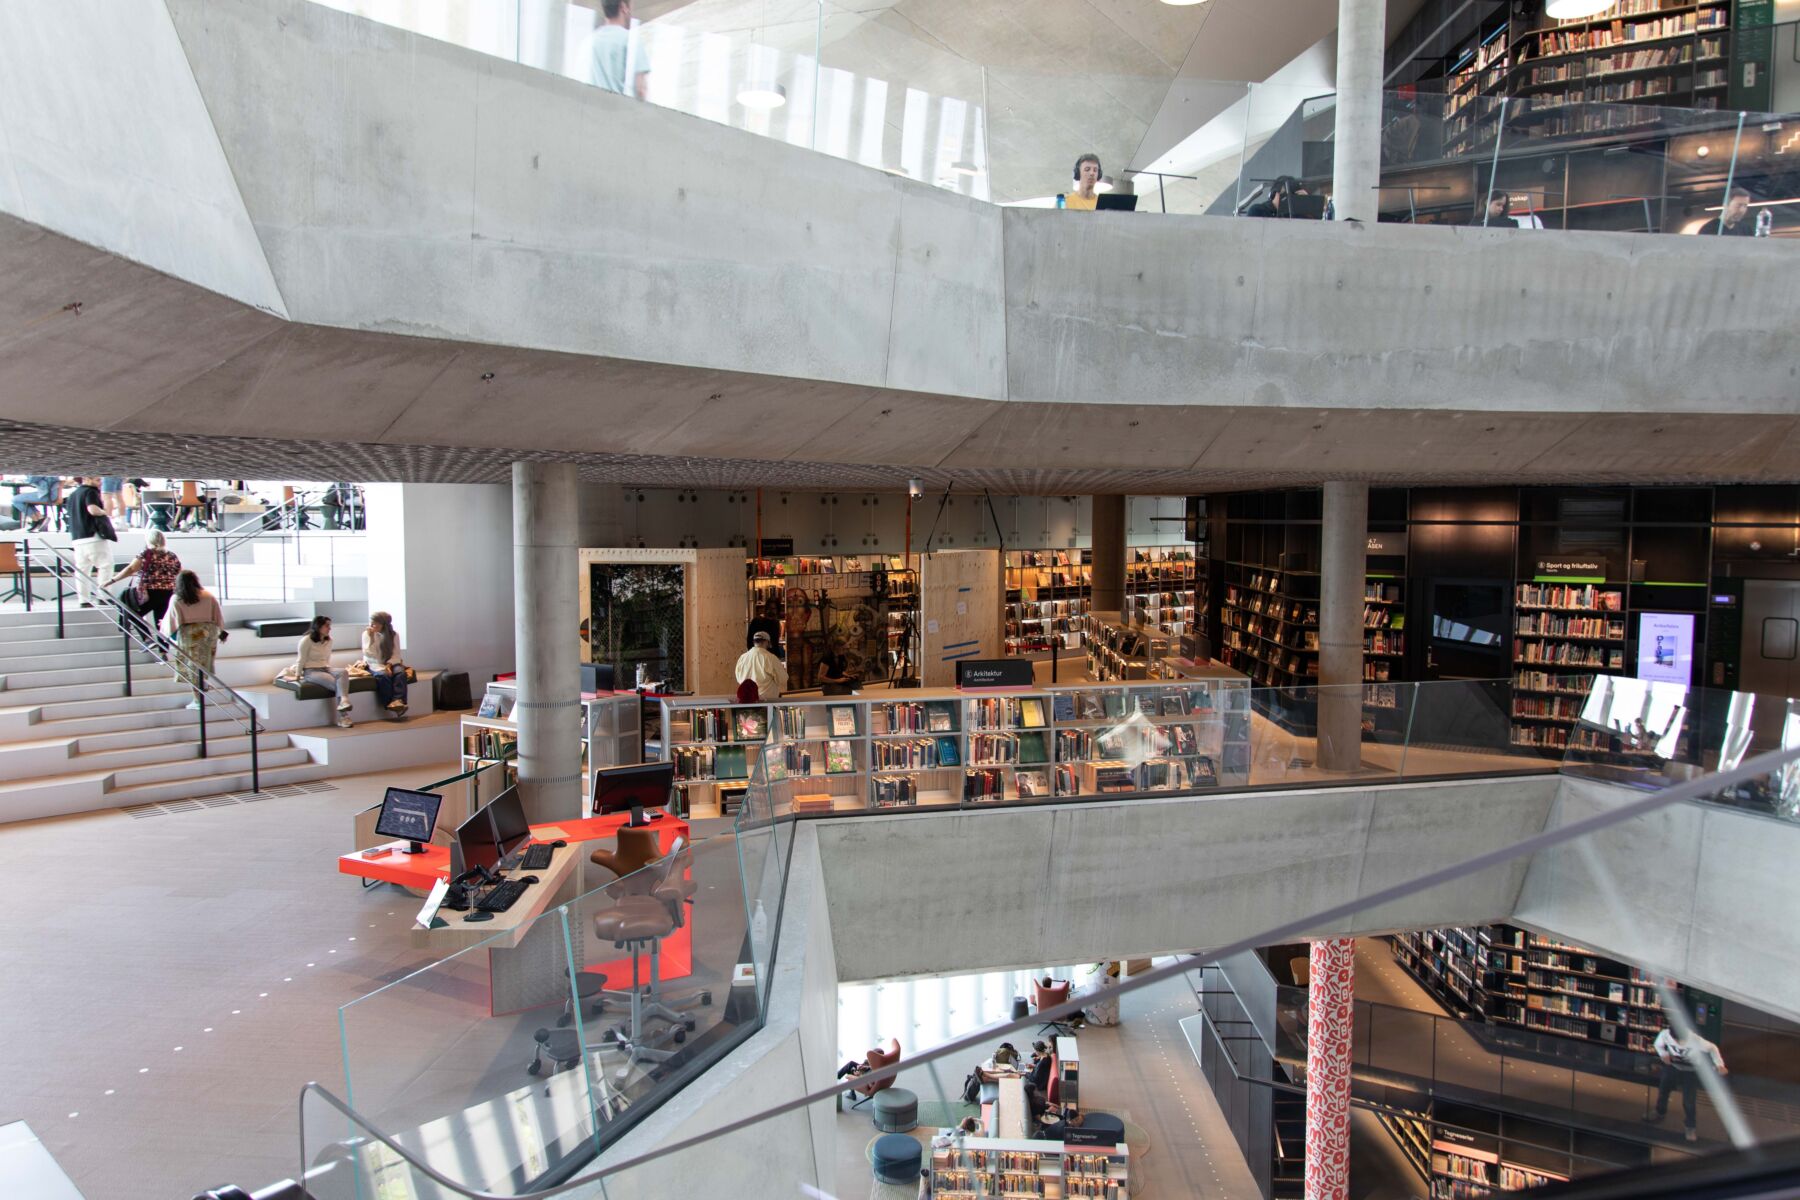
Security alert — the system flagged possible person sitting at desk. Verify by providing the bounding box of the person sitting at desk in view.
[1061,153,1103,210]
[1246,176,1309,218]
[1028,1040,1054,1092]
[12,474,59,531]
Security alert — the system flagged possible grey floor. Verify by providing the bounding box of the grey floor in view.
[832,969,1263,1199]
[0,764,750,1200]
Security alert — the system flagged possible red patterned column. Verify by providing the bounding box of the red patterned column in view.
[1305,937,1355,1200]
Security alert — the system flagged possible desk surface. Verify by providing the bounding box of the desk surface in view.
[994,1077,1028,1140]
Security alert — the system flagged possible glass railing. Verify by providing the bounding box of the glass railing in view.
[1270,989,1800,1147]
[278,733,1800,1198]
[312,757,792,1198]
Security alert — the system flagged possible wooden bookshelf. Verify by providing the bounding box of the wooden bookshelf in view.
[1005,548,1091,658]
[1507,583,1626,754]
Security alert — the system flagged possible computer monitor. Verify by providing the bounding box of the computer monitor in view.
[374,787,443,854]
[593,761,676,826]
[453,808,501,877]
[487,786,531,860]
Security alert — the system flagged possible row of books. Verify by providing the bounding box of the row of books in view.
[871,775,918,807]
[969,732,1051,766]
[873,700,958,734]
[1513,669,1600,695]
[1514,644,1623,668]
[672,744,753,781]
[1515,615,1625,639]
[1536,11,1726,58]
[462,730,517,760]
[969,696,1050,730]
[871,736,961,769]
[1367,632,1404,655]
[1512,696,1584,720]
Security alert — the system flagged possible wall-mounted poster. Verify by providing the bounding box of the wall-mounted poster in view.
[1636,612,1695,685]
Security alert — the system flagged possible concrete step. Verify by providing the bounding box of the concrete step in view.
[0,622,118,646]
[23,705,230,741]
[104,760,326,806]
[0,648,159,675]
[0,658,165,690]
[67,731,292,774]
[18,689,234,723]
[0,675,185,708]
[108,744,309,788]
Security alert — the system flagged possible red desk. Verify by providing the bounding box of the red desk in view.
[338,811,692,1014]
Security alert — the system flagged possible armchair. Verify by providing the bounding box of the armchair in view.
[1033,977,1074,1037]
[846,1037,902,1109]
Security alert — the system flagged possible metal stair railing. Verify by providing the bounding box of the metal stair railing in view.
[19,537,267,792]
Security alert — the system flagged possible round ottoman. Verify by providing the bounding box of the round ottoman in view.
[872,1086,919,1132]
[872,1133,922,1185]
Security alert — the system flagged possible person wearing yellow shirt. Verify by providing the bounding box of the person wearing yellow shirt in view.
[1061,153,1102,210]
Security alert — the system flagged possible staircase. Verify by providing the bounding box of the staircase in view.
[0,607,325,821]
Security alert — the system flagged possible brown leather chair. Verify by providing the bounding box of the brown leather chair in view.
[590,825,662,889]
[1034,976,1073,1036]
[0,542,22,603]
[847,1037,902,1107]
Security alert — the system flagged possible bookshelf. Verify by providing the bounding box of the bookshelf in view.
[928,1138,1129,1200]
[1508,583,1626,754]
[464,683,641,807]
[1430,1135,1567,1200]
[1124,546,1198,638]
[1391,925,1666,1075]
[1217,562,1320,690]
[1441,0,1735,158]
[1005,548,1092,658]
[658,677,1251,817]
[747,553,919,688]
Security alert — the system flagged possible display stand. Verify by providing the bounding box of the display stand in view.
[748,553,919,689]
[465,681,641,805]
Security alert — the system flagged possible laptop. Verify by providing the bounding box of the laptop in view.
[1284,194,1327,219]
[1096,193,1139,212]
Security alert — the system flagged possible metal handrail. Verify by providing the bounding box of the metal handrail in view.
[20,537,266,791]
[276,739,1800,1200]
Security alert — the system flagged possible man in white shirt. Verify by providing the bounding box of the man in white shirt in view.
[1647,1020,1727,1142]
[734,631,787,701]
[586,0,648,100]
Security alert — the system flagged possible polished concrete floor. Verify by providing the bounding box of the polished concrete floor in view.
[0,763,750,1200]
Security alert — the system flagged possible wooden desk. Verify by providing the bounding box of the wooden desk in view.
[994,1077,1029,1140]
[338,812,691,1014]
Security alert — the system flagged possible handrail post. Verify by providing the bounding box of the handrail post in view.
[250,712,260,793]
[21,539,31,611]
[55,553,65,638]
[198,666,208,758]
[122,620,132,697]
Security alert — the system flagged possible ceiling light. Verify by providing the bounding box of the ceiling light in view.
[950,160,982,176]
[1545,0,1615,19]
[1095,176,1116,194]
[737,82,787,110]
[1159,0,1208,6]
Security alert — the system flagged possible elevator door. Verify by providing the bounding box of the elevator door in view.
[1739,581,1800,751]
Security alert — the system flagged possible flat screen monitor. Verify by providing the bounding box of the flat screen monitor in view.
[454,808,501,877]
[487,786,531,858]
[593,761,676,825]
[1636,612,1695,685]
[374,787,442,854]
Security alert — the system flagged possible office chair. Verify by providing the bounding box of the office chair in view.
[589,825,662,887]
[1033,976,1074,1037]
[0,542,23,603]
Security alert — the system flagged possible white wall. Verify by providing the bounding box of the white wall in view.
[366,482,515,689]
[578,488,1189,555]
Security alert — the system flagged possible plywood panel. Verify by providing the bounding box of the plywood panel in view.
[920,548,1003,688]
[691,548,749,696]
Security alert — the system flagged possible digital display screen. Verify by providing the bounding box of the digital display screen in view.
[374,788,442,843]
[1636,612,1695,685]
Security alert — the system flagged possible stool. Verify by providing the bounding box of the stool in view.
[871,1086,918,1133]
[871,1133,921,1185]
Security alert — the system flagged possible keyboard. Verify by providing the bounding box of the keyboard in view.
[521,843,555,871]
[476,879,530,913]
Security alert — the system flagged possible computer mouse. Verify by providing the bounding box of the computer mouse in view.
[463,912,495,922]
[521,875,540,886]
[550,840,567,849]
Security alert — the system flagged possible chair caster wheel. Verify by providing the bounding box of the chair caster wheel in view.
[683,1018,697,1032]
[556,1012,572,1028]
[699,991,713,1006]
[673,1029,687,1044]
[527,1060,543,1077]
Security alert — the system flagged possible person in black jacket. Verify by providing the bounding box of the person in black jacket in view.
[66,476,118,607]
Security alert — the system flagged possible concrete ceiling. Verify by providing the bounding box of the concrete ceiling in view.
[4,215,1795,492]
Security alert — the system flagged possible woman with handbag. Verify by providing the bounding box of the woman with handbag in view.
[106,530,181,635]
[362,610,410,717]
[167,569,227,707]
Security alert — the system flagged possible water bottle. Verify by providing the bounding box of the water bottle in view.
[751,899,769,961]
[1756,209,1772,237]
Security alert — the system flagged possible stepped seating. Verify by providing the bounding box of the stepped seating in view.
[0,603,449,822]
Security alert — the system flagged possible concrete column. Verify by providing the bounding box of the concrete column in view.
[1331,0,1387,224]
[1090,495,1126,615]
[512,462,582,825]
[1318,482,1367,771]
[1305,937,1356,1200]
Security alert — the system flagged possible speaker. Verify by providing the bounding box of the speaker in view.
[433,670,473,711]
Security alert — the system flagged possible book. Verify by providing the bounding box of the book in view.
[477,694,502,718]
[825,739,855,774]
[1052,693,1076,722]
[928,704,954,732]
[1019,698,1046,729]
[734,708,768,742]
[828,705,857,737]
[1018,731,1049,765]
[715,745,750,781]
[934,736,962,766]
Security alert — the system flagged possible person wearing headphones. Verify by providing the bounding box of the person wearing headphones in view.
[1060,153,1103,210]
